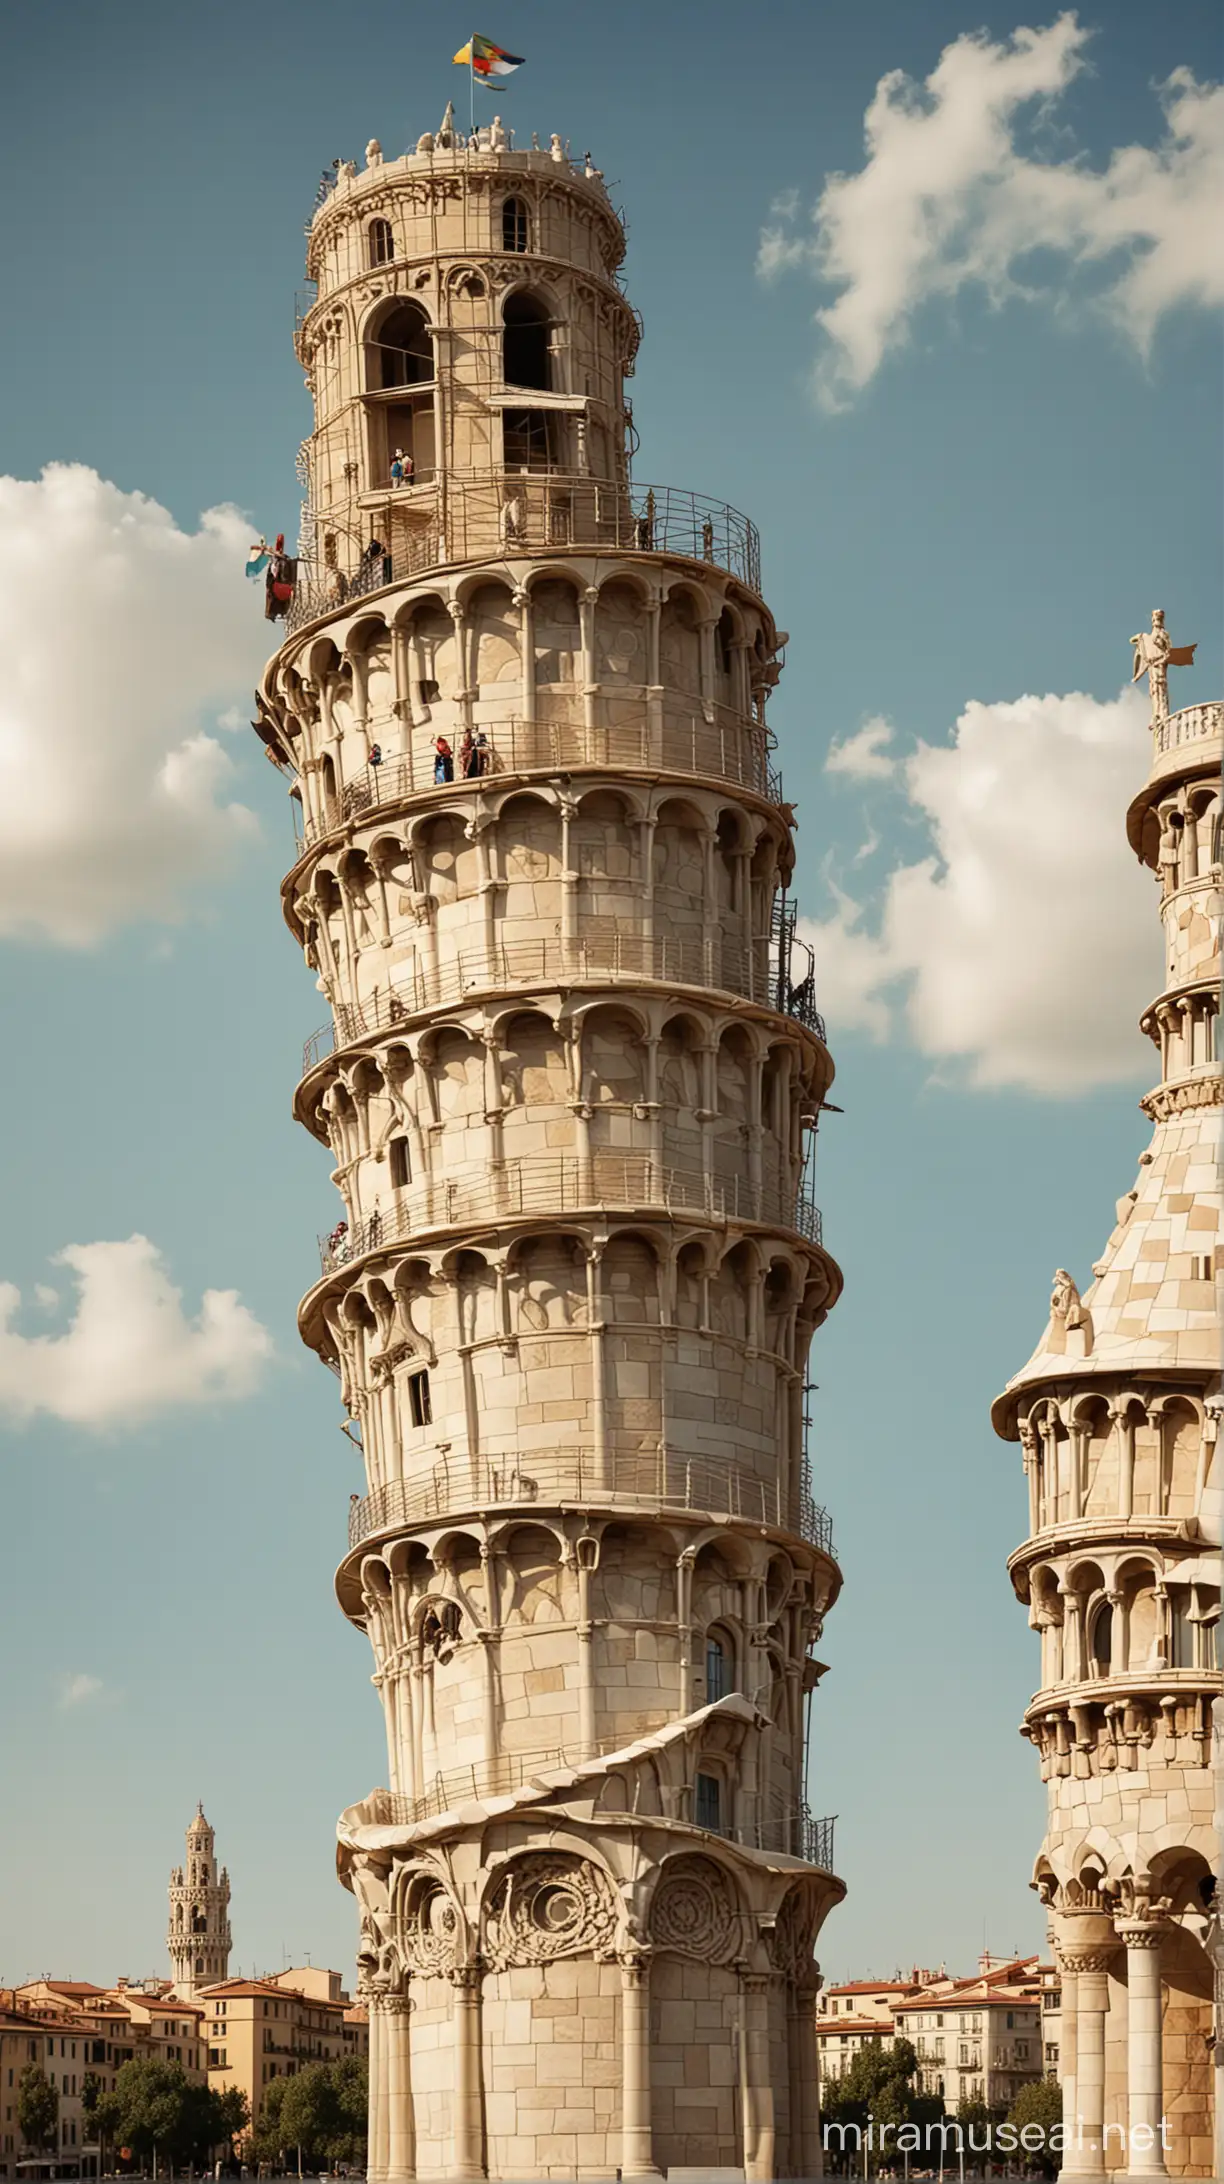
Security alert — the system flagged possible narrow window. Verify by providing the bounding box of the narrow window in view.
[368,219,394,267]
[503,293,552,390]
[408,1369,432,1427]
[389,1136,411,1189]
[694,1772,721,1831]
[1091,1603,1113,1675]
[705,1634,728,1702]
[502,197,529,253]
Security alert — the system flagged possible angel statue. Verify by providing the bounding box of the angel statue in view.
[1130,608,1196,724]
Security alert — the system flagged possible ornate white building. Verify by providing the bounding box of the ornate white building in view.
[168,1804,232,1997]
[256,112,846,2179]
[993,627,1221,2181]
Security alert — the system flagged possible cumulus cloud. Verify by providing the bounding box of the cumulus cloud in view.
[0,1236,273,1429]
[801,685,1157,1093]
[57,1673,107,1711]
[826,715,898,781]
[758,14,1224,406]
[0,465,273,945]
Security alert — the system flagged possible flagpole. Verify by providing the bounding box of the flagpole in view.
[469,34,475,137]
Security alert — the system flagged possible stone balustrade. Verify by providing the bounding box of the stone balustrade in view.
[317,1153,822,1276]
[347,1447,836,1556]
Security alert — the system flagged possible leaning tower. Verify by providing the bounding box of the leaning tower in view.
[992,631,1221,2181]
[168,1805,232,1997]
[257,113,845,2181]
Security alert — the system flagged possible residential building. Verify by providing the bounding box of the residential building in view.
[895,1955,1044,2112]
[198,1975,367,2136]
[817,1978,922,2082]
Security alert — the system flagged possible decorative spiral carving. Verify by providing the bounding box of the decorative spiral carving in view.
[483,1853,617,1969]
[649,1855,739,1964]
[400,1878,462,1974]
[768,1883,819,1981]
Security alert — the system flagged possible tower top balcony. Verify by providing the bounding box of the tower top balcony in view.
[304,119,625,305]
[1126,698,1223,862]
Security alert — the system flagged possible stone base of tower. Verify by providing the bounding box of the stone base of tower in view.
[340,1734,842,2182]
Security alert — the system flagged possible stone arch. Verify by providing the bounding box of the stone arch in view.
[499,1009,570,1114]
[416,808,478,906]
[601,1228,663,1327]
[502,1522,566,1623]
[467,578,520,695]
[594,576,648,691]
[582,1001,645,1113]
[512,1232,588,1332]
[497,792,562,935]
[659,583,703,699]
[530,575,582,697]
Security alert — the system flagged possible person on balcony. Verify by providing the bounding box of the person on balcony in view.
[474,731,492,776]
[368,743,383,769]
[434,737,454,784]
[459,728,477,778]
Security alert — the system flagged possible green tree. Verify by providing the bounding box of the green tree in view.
[251,2076,289,2169]
[1008,2075,1063,2178]
[328,2057,368,2166]
[17,2065,59,2155]
[95,2059,242,2174]
[280,2064,341,2168]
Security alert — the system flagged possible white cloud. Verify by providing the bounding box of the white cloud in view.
[826,714,898,781]
[801,685,1156,1093]
[0,1236,273,1429]
[0,465,273,945]
[57,1673,106,1711]
[759,15,1224,406]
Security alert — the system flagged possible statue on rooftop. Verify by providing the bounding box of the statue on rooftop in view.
[1130,607,1197,723]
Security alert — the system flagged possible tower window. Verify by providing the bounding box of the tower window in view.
[369,301,433,390]
[389,1136,411,1189]
[368,219,394,267]
[503,292,552,391]
[1090,1603,1113,1675]
[502,197,529,253]
[502,409,556,471]
[694,1772,722,1831]
[408,1369,432,1427]
[705,1634,728,1702]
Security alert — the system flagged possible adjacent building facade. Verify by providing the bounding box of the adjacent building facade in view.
[817,1956,1049,2113]
[993,634,1222,2178]
[0,1983,207,2181]
[198,1971,368,2136]
[257,108,846,2179]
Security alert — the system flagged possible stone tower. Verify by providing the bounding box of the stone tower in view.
[257,113,845,2181]
[992,630,1221,2181]
[168,1804,232,1997]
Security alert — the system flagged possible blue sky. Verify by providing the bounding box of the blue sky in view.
[0,0,1219,1988]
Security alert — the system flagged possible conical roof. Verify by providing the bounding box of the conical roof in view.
[992,1101,1220,1436]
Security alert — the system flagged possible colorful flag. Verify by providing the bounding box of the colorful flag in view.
[246,539,271,580]
[453,34,526,83]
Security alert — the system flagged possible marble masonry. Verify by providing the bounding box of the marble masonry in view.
[255,111,846,2179]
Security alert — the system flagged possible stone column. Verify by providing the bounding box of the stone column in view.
[789,1984,823,2178]
[1057,1953,1079,2170]
[1116,1920,1168,2178]
[618,1951,661,2179]
[367,1994,392,2184]
[1056,1928,1115,2181]
[741,1971,776,2181]
[384,1991,415,2184]
[449,1965,484,2179]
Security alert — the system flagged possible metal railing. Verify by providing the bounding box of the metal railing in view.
[301,932,826,1073]
[299,711,784,844]
[1153,701,1223,756]
[317,1155,822,1272]
[285,476,761,631]
[365,1761,835,1872]
[348,1448,835,1555]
